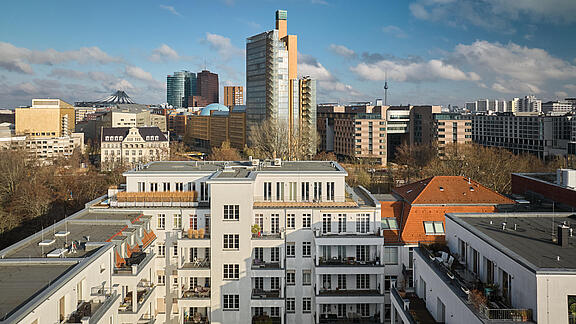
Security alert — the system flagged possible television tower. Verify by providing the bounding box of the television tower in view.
[384,73,389,106]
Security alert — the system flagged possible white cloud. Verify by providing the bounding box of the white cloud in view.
[311,0,329,5]
[159,5,181,16]
[382,25,408,38]
[149,44,180,62]
[555,91,568,98]
[351,59,479,82]
[491,81,541,94]
[125,66,154,82]
[564,84,576,91]
[0,42,121,74]
[328,44,356,58]
[49,68,117,83]
[299,54,363,98]
[204,33,244,60]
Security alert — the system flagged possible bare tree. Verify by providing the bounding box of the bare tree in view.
[248,119,317,160]
[207,141,241,161]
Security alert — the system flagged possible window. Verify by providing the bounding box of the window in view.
[137,182,145,192]
[286,298,295,313]
[276,182,284,201]
[313,182,322,201]
[270,214,280,233]
[357,274,370,289]
[302,214,311,228]
[149,182,158,192]
[288,182,297,201]
[338,214,347,233]
[424,221,444,235]
[301,182,310,201]
[385,275,397,291]
[175,182,184,192]
[322,214,332,234]
[384,246,398,265]
[357,304,369,317]
[264,182,272,201]
[173,214,182,229]
[223,294,239,310]
[223,234,239,250]
[327,182,335,201]
[157,214,165,229]
[187,182,195,192]
[157,243,165,256]
[286,271,295,285]
[271,277,280,290]
[382,218,398,230]
[224,205,239,220]
[302,270,311,285]
[286,214,295,229]
[157,275,165,285]
[189,214,198,230]
[163,182,171,192]
[338,274,347,289]
[271,247,280,262]
[302,242,311,257]
[356,245,368,262]
[223,264,239,280]
[254,214,263,232]
[286,242,295,257]
[356,214,370,233]
[303,298,311,313]
[200,182,208,201]
[172,244,178,257]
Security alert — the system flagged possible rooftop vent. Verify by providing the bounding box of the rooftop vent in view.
[469,186,475,192]
[273,158,282,166]
[556,169,576,189]
[502,222,507,230]
[439,186,444,191]
[558,224,570,248]
[251,158,259,166]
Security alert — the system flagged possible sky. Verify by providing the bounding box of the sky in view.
[1,0,576,108]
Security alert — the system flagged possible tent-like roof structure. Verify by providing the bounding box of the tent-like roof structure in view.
[96,90,135,104]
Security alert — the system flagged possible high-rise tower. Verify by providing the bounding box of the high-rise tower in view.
[167,71,197,108]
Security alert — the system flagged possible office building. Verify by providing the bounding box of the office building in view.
[392,211,576,323]
[197,70,219,105]
[471,113,572,158]
[518,95,542,113]
[542,100,573,114]
[100,127,169,170]
[106,104,167,132]
[167,71,197,108]
[224,86,244,107]
[186,104,247,150]
[246,10,315,144]
[16,99,75,138]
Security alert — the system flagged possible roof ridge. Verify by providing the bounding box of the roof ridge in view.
[409,177,434,204]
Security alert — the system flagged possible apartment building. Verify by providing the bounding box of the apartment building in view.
[105,104,167,132]
[223,86,244,107]
[392,212,576,324]
[471,113,572,158]
[542,101,573,115]
[100,127,170,171]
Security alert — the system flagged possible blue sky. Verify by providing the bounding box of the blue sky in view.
[1,0,576,108]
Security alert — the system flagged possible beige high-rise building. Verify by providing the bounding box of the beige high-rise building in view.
[223,86,244,107]
[16,99,75,137]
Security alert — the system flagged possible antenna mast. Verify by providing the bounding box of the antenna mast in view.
[384,72,389,106]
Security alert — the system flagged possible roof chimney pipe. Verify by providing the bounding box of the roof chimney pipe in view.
[558,224,570,248]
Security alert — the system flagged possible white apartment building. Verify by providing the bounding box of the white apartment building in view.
[392,212,576,324]
[0,160,397,324]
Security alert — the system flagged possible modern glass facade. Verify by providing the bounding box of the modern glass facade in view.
[167,71,196,108]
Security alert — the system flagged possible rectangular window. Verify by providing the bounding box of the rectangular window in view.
[424,221,445,235]
[223,294,239,310]
[187,182,195,192]
[338,214,347,233]
[302,214,311,228]
[270,214,280,233]
[173,214,182,229]
[254,214,263,233]
[286,298,295,313]
[200,182,208,201]
[276,182,284,201]
[302,242,311,257]
[264,182,272,201]
[189,214,198,230]
[356,245,368,262]
[327,182,335,201]
[150,182,158,192]
[356,274,370,289]
[223,264,239,280]
[137,182,145,192]
[157,243,165,256]
[289,182,297,201]
[286,271,295,285]
[303,297,311,313]
[313,182,322,201]
[271,247,280,262]
[356,214,370,233]
[382,218,398,230]
[224,205,240,220]
[172,244,178,257]
[338,274,347,289]
[302,270,311,285]
[163,182,170,192]
[286,214,295,229]
[357,304,369,317]
[175,182,183,192]
[223,234,240,250]
[157,214,165,229]
[384,246,398,265]
[322,214,332,234]
[301,182,310,201]
[157,275,165,285]
[385,275,397,291]
[286,242,295,257]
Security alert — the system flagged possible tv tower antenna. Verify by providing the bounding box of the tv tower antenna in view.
[384,72,389,106]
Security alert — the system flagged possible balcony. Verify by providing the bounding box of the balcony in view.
[118,285,155,313]
[252,259,281,269]
[181,258,211,269]
[182,286,211,299]
[114,252,154,276]
[318,315,381,324]
[184,315,209,324]
[251,231,283,240]
[391,286,437,324]
[318,257,382,267]
[252,315,281,324]
[65,289,119,324]
[318,289,381,297]
[251,288,281,299]
[418,244,534,323]
[181,229,210,240]
[110,191,198,208]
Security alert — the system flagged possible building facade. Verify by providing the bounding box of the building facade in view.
[542,101,573,114]
[106,104,167,132]
[167,71,197,108]
[100,127,170,170]
[16,99,76,137]
[197,70,219,105]
[223,86,244,107]
[186,105,247,150]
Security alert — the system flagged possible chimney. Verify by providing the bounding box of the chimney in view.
[557,225,569,247]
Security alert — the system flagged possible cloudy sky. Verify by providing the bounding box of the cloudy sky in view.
[1,0,576,108]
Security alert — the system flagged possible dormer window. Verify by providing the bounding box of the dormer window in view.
[439,186,444,191]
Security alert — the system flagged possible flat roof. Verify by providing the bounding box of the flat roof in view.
[0,262,76,319]
[449,213,576,271]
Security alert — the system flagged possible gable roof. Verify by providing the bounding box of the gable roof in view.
[392,176,515,205]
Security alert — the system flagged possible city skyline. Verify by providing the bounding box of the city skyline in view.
[1,0,576,108]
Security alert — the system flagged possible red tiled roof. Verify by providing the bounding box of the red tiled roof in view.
[392,176,515,205]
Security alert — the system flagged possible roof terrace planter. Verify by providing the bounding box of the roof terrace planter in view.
[111,191,198,207]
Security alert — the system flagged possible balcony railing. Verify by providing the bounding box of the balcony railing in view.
[252,315,281,324]
[480,305,532,322]
[318,314,381,324]
[114,252,154,275]
[110,191,197,207]
[314,229,382,237]
[251,288,281,299]
[251,232,283,239]
[182,286,211,299]
[181,229,210,239]
[181,258,211,269]
[318,289,381,296]
[318,257,382,266]
[66,290,119,324]
[183,314,209,324]
[251,259,281,269]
